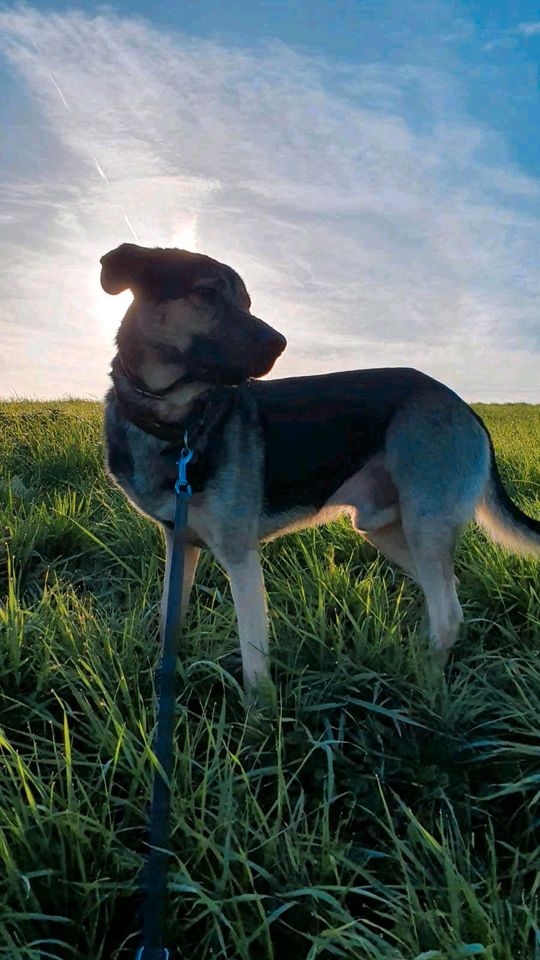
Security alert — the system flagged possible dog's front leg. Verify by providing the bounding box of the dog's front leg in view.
[160,527,201,641]
[223,549,270,692]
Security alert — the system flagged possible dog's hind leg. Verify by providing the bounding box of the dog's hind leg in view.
[364,521,463,592]
[329,457,418,580]
[362,521,419,583]
[384,390,491,653]
[160,527,200,640]
[400,515,464,653]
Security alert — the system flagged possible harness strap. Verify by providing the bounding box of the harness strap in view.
[136,446,192,959]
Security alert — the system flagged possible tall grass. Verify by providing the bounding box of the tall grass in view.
[0,400,539,959]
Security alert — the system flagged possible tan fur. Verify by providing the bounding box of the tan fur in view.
[476,480,540,557]
[136,296,215,351]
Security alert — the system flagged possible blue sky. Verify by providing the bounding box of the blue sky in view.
[19,0,540,171]
[0,1,539,399]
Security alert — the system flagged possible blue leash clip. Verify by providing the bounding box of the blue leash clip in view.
[135,950,169,959]
[175,432,193,500]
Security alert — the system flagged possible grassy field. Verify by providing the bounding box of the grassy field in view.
[0,399,539,960]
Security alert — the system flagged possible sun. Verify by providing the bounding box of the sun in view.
[96,288,133,338]
[171,220,198,251]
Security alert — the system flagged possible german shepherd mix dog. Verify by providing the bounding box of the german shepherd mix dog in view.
[102,243,540,693]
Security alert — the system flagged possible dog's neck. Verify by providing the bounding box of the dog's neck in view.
[111,319,241,450]
[112,351,209,424]
[110,350,238,456]
[116,350,200,403]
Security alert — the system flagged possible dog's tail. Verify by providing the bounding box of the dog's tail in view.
[474,417,540,557]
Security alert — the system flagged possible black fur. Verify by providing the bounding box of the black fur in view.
[251,367,441,514]
[104,406,134,488]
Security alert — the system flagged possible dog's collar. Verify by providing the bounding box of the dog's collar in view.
[158,387,234,463]
[117,352,187,400]
[111,353,235,458]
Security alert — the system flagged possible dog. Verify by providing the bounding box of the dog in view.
[101,242,540,692]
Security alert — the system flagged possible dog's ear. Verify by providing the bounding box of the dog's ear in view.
[100,243,148,295]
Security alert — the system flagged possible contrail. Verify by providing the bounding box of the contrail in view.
[33,39,140,243]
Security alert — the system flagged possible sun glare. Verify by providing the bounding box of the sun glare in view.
[172,220,198,251]
[97,288,133,338]
[96,221,198,338]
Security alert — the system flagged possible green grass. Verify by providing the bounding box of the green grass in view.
[0,399,539,960]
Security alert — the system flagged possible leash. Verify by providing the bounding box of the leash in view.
[136,436,193,960]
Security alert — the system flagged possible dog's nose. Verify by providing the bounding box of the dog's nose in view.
[263,330,287,355]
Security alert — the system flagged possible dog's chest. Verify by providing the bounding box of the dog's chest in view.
[103,392,265,536]
[104,395,176,519]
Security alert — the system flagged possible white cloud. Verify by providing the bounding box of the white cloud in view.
[516,22,540,37]
[0,7,539,400]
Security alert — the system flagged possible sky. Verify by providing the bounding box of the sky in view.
[0,1,539,401]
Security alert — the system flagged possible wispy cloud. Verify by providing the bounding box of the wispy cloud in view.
[516,22,540,37]
[483,19,540,50]
[0,7,539,400]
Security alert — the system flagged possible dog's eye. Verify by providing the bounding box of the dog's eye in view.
[195,286,218,305]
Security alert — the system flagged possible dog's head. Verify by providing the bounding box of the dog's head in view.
[101,243,286,384]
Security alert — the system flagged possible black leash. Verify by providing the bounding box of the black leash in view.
[136,437,193,960]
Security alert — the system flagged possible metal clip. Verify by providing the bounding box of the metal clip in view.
[175,431,193,499]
